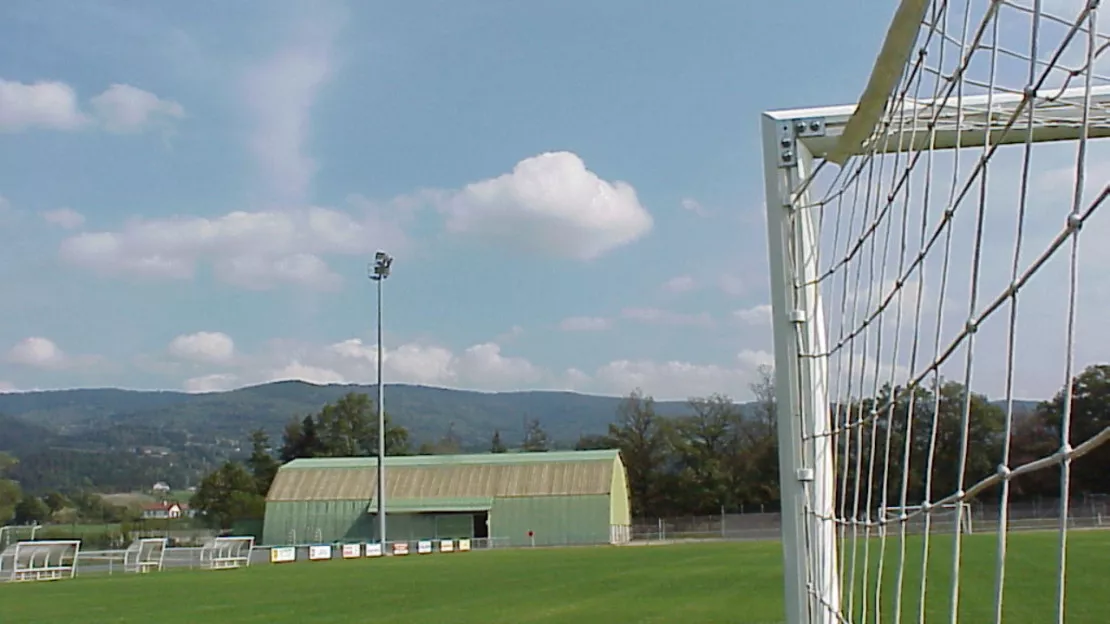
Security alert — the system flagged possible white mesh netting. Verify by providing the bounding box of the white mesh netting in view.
[765,0,1110,622]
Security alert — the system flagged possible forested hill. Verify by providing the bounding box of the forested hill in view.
[0,381,1042,495]
[0,382,698,493]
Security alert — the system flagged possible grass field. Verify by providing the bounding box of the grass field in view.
[1,531,1108,623]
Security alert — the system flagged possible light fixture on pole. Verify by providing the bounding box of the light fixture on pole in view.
[368,250,393,549]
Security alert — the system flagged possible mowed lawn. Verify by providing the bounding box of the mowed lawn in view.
[1,531,1108,623]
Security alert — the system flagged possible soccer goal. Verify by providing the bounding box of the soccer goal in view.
[199,536,255,570]
[123,537,168,573]
[762,1,1110,622]
[5,540,81,582]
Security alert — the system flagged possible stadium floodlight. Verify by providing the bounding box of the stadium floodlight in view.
[762,1,1110,622]
[368,250,393,548]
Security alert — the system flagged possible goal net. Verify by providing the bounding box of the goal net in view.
[123,537,168,573]
[881,501,974,534]
[199,536,255,570]
[761,0,1110,622]
[5,540,81,582]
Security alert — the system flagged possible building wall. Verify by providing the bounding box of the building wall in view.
[609,457,631,527]
[368,512,474,542]
[489,495,610,547]
[262,500,372,545]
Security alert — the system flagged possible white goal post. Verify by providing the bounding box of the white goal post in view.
[123,537,168,573]
[200,536,255,570]
[6,540,81,582]
[762,1,1110,623]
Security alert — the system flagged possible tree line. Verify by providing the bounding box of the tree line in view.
[186,363,1110,528]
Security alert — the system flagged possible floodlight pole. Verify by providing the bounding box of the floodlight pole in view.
[369,250,393,550]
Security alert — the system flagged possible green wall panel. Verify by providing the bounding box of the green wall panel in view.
[490,495,610,547]
[262,500,371,545]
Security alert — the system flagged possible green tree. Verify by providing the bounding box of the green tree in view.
[1035,364,1110,496]
[279,415,321,462]
[12,494,50,525]
[671,394,738,513]
[246,429,280,495]
[608,390,670,517]
[191,461,265,530]
[0,453,22,524]
[490,430,507,453]
[574,433,613,451]
[521,418,550,452]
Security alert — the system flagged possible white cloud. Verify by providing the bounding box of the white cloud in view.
[41,208,86,230]
[58,205,403,290]
[661,275,697,294]
[242,7,341,204]
[165,332,775,401]
[621,307,714,328]
[89,84,184,133]
[0,380,19,393]
[438,151,653,260]
[168,331,235,364]
[681,198,708,216]
[5,337,96,370]
[0,78,86,132]
[733,304,772,326]
[559,316,611,332]
[592,350,775,400]
[183,373,239,393]
[0,78,183,134]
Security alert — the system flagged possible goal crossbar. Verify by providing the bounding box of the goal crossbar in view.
[767,85,1110,168]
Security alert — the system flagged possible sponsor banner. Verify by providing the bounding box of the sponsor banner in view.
[341,544,361,559]
[439,539,454,553]
[270,547,296,563]
[458,539,471,552]
[417,540,433,554]
[309,545,332,561]
[392,542,409,556]
[365,543,383,558]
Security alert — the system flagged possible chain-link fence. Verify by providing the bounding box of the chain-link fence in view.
[630,497,1110,543]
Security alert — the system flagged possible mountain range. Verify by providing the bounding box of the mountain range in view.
[0,381,1043,495]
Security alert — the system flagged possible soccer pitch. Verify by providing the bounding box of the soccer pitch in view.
[1,531,1108,623]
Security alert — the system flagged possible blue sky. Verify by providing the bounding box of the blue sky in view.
[0,0,900,399]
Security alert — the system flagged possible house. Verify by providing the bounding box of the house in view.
[142,501,192,520]
[152,482,171,494]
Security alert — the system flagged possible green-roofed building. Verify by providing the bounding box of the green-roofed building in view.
[262,449,632,548]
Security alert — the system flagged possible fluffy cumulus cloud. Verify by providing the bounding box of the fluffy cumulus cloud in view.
[41,208,85,230]
[733,304,772,326]
[0,77,182,133]
[0,79,85,131]
[166,331,776,401]
[168,331,236,364]
[5,337,96,370]
[89,84,185,133]
[593,350,775,400]
[58,205,404,290]
[438,151,653,261]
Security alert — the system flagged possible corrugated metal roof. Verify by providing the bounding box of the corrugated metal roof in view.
[281,449,619,469]
[267,450,620,502]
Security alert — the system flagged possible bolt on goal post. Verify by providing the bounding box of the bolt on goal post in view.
[762,0,1110,623]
